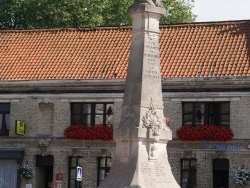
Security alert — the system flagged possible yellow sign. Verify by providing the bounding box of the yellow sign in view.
[15,120,26,135]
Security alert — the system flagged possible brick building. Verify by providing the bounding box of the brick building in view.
[0,20,249,188]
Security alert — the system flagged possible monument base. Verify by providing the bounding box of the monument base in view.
[98,139,180,188]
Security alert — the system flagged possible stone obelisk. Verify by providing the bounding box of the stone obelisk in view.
[98,1,180,187]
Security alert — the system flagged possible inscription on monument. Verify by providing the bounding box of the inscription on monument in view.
[140,160,170,186]
[154,162,170,183]
[140,161,151,187]
[143,37,161,80]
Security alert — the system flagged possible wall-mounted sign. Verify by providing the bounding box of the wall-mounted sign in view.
[15,120,26,135]
[52,182,56,188]
[203,142,241,150]
[56,173,63,182]
[76,166,82,181]
[25,184,32,188]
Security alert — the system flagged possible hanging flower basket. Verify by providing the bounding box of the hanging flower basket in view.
[232,165,250,186]
[176,125,233,141]
[17,163,33,179]
[64,124,113,141]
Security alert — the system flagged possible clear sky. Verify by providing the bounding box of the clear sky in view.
[192,0,250,22]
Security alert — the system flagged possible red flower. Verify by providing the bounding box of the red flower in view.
[176,125,233,141]
[64,124,113,140]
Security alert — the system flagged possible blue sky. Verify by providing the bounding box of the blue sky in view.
[192,0,250,22]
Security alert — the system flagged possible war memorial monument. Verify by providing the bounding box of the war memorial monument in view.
[98,0,180,187]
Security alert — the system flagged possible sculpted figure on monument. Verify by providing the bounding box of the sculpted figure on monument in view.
[135,0,163,7]
[142,100,162,136]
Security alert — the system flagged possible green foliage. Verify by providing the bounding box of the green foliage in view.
[0,0,196,29]
[17,163,33,179]
[161,0,196,24]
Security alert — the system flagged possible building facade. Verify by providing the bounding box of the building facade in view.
[0,20,250,188]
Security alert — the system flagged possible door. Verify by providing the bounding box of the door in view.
[213,159,229,188]
[0,160,17,188]
[36,155,54,188]
[45,166,53,188]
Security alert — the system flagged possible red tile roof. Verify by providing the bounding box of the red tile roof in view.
[0,20,250,80]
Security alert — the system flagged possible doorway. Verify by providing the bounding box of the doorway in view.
[44,166,53,188]
[213,159,229,188]
[36,155,54,188]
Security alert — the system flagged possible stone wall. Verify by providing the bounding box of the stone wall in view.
[10,99,39,137]
[7,97,117,187]
[10,99,70,138]
[163,98,182,139]
[164,95,250,140]
[3,94,250,188]
[168,150,250,188]
[231,96,250,139]
[8,94,250,140]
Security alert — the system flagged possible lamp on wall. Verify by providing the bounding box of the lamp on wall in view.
[36,135,52,156]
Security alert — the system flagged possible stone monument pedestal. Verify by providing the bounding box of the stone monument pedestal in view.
[98,2,180,188]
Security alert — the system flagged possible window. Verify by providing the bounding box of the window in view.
[181,158,197,188]
[182,102,230,126]
[0,103,10,136]
[68,156,82,188]
[71,103,114,126]
[97,157,112,186]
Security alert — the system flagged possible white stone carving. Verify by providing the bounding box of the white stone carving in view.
[142,99,161,139]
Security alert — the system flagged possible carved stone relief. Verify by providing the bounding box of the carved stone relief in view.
[142,99,161,139]
[142,99,162,160]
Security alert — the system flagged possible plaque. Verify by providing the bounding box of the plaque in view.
[15,120,26,135]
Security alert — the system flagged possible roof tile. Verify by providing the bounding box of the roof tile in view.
[0,21,250,80]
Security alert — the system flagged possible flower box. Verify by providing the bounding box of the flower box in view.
[176,125,233,141]
[64,124,113,141]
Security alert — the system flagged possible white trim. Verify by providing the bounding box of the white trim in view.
[0,99,20,102]
[163,92,250,98]
[171,97,241,102]
[69,99,117,102]
[0,93,124,101]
